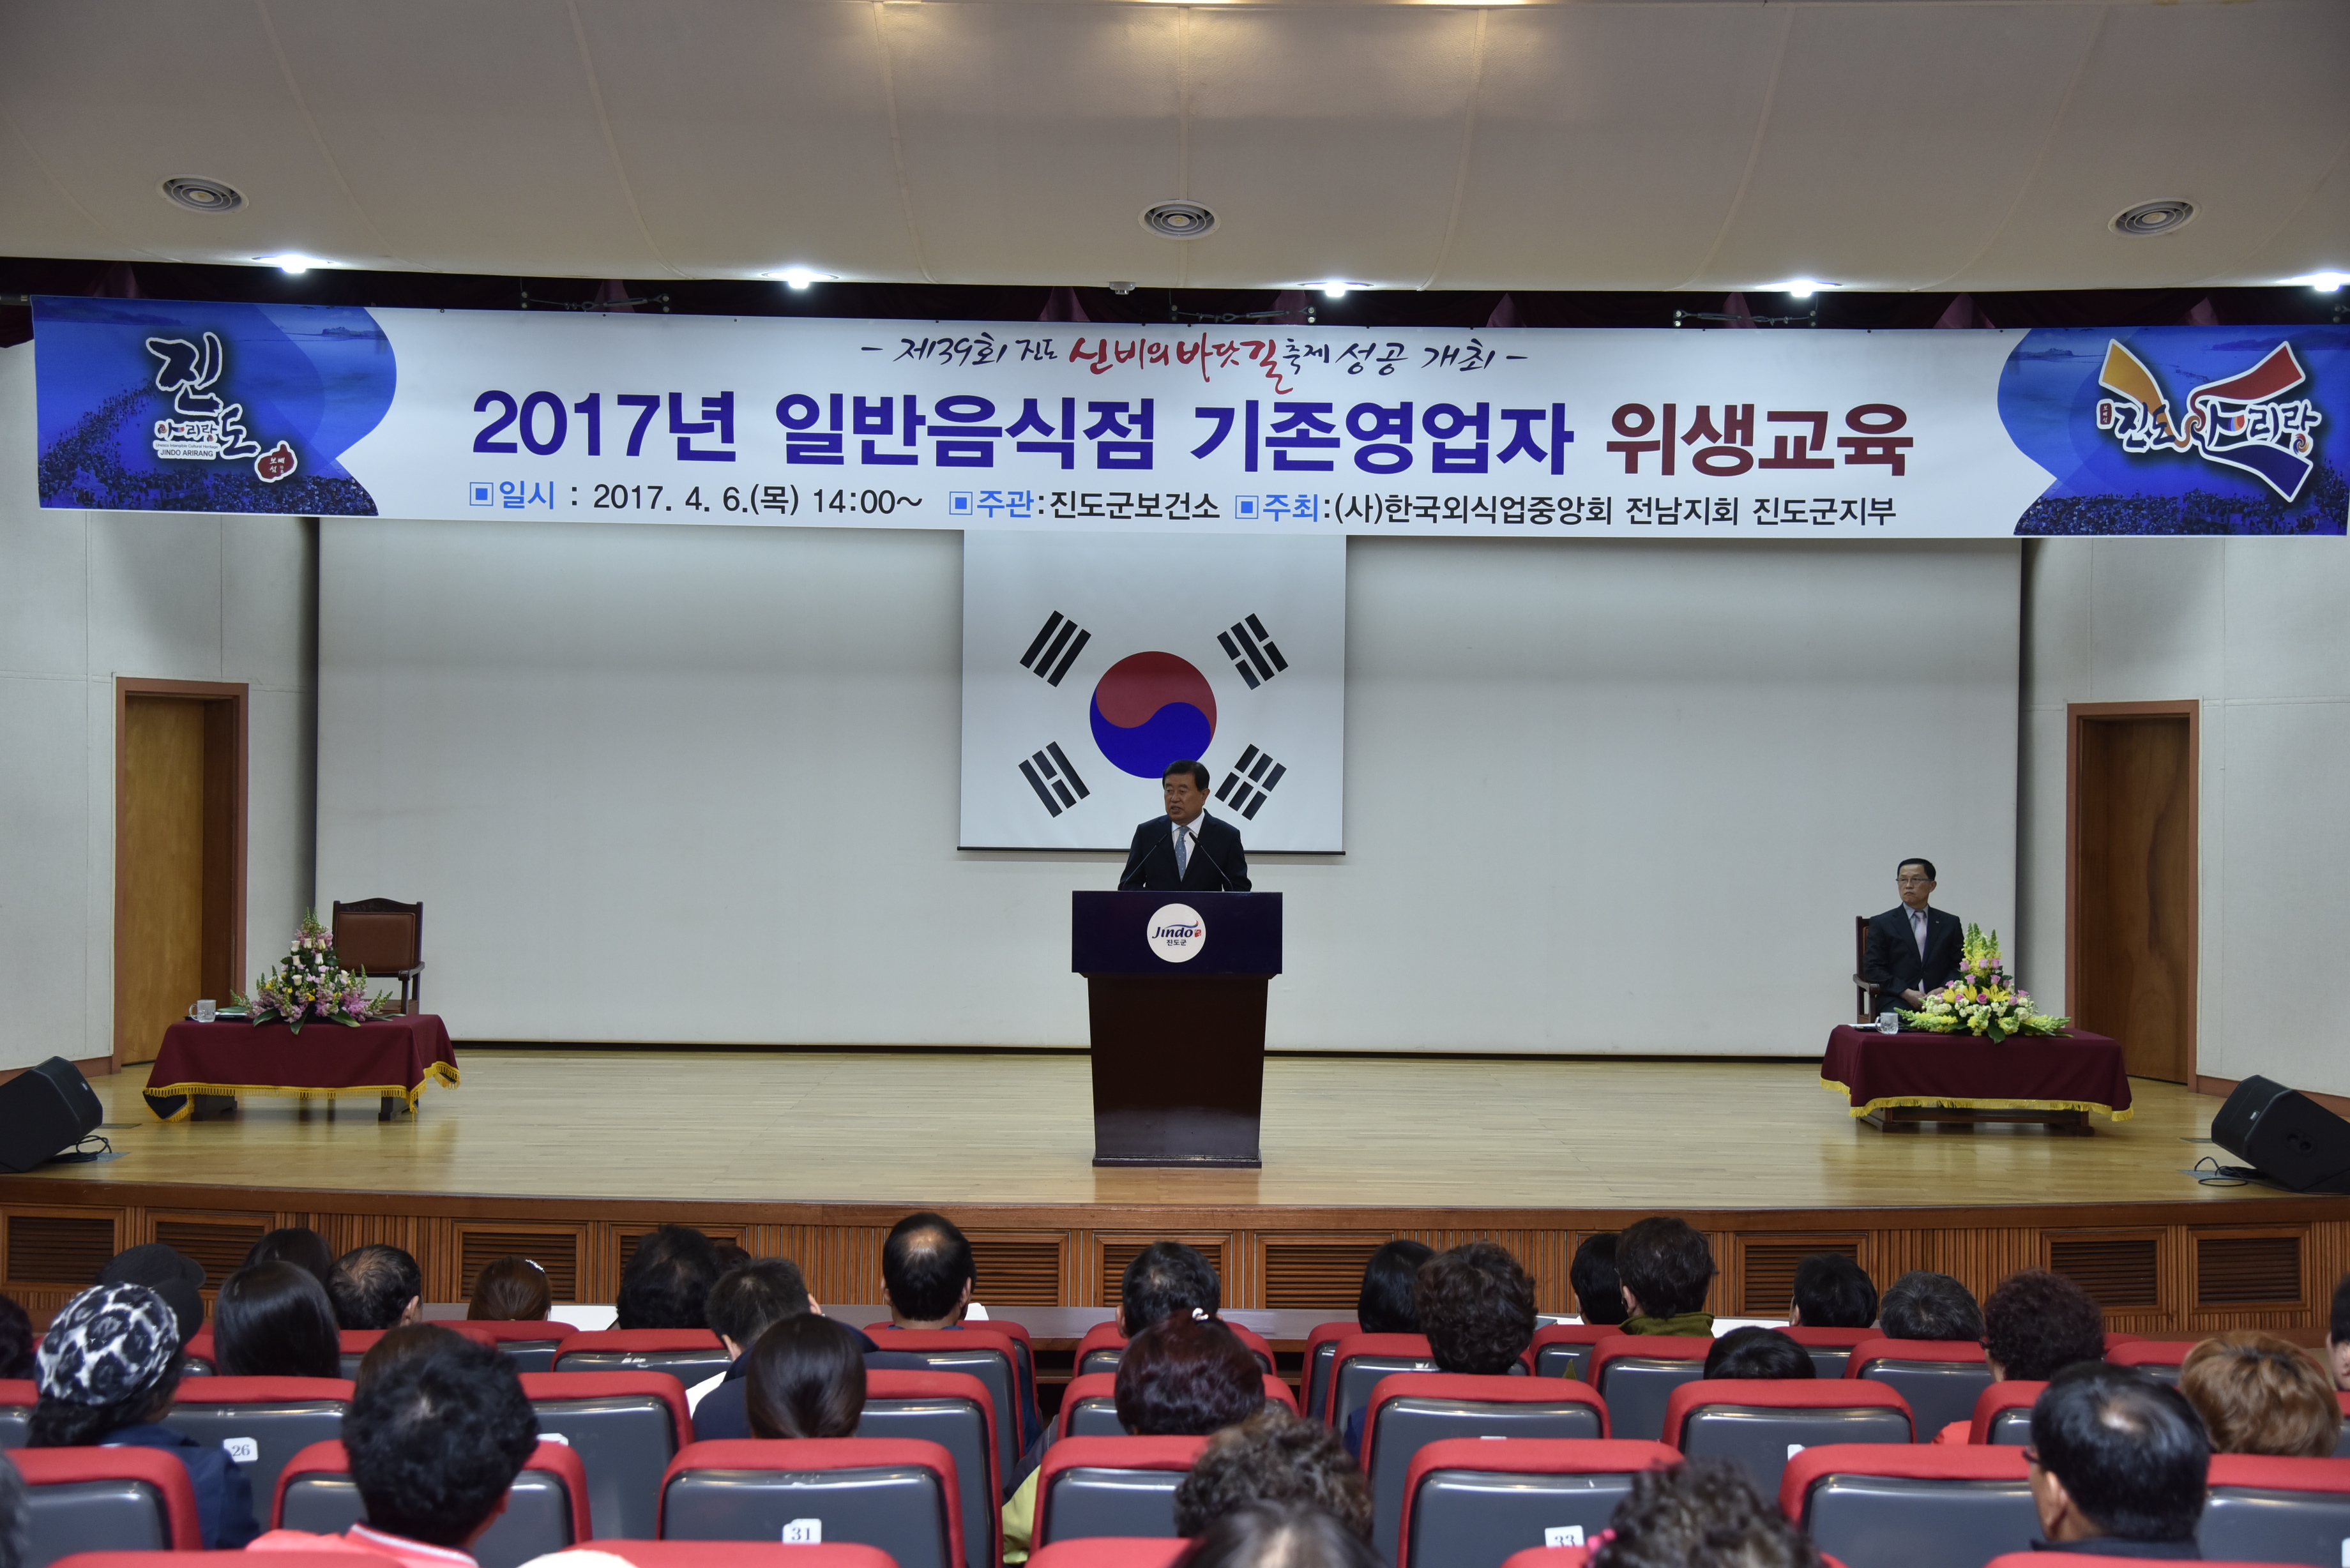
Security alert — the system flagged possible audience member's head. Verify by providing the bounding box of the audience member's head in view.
[1704,1327,1815,1382]
[96,1244,206,1343]
[1121,1242,1223,1335]
[343,1330,537,1547]
[1175,1404,1372,1541]
[1789,1255,1877,1330]
[1415,1241,1536,1375]
[331,1244,424,1331]
[0,1296,33,1382]
[1177,1502,1384,1568]
[245,1227,337,1289]
[1115,1317,1266,1436]
[713,1241,752,1273]
[1877,1270,1984,1342]
[2028,1363,2208,1547]
[29,1283,183,1448]
[1570,1233,1626,1326]
[745,1313,867,1440]
[467,1256,552,1322]
[0,1451,27,1568]
[614,1226,722,1331]
[1589,1457,1818,1568]
[215,1262,340,1379]
[882,1212,975,1330]
[1983,1269,2105,1383]
[708,1259,814,1359]
[2328,1272,2350,1391]
[1616,1218,1717,1323]
[2180,1332,2343,1458]
[354,1323,463,1396]
[1356,1241,1435,1336]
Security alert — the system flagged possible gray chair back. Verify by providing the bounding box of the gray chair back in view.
[1305,1341,1341,1423]
[1333,1353,1437,1436]
[557,1345,734,1385]
[1798,1470,2039,1568]
[1983,1406,2033,1445]
[661,1460,955,1568]
[487,1338,566,1374]
[1853,1357,1995,1435]
[2203,1480,2350,1565]
[885,1345,1020,1484]
[1404,1466,1639,1568]
[25,1479,174,1568]
[279,1465,580,1568]
[1533,1343,1598,1382]
[1083,1344,1273,1378]
[860,1390,995,1568]
[1676,1403,1914,1496]
[1037,1464,1186,1545]
[166,1394,349,1517]
[1801,1346,1856,1377]
[1063,1395,1125,1438]
[1594,1355,1707,1442]
[530,1390,681,1539]
[1368,1398,1606,1562]
[0,1405,29,1449]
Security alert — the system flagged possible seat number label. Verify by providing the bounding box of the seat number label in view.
[222,1438,259,1465]
[783,1519,823,1544]
[1545,1528,1584,1548]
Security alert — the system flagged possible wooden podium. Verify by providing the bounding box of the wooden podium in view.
[1072,891,1282,1168]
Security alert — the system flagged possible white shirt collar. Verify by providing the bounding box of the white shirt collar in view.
[1172,811,1209,842]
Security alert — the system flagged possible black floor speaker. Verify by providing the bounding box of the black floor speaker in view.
[0,1057,103,1173]
[2211,1074,2350,1194]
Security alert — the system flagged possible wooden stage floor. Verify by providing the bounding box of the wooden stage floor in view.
[1,1050,2340,1338]
[27,1049,2258,1211]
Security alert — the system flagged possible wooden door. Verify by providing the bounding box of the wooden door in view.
[114,684,245,1066]
[2069,705,2196,1083]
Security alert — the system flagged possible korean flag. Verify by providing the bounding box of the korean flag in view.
[960,532,1346,851]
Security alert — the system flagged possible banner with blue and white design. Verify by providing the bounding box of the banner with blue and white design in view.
[31,296,2348,537]
[960,532,1345,851]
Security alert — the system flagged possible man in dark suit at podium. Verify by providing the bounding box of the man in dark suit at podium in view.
[1864,857,1962,1014]
[1118,760,1251,891]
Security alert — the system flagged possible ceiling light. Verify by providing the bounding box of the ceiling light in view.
[160,177,243,214]
[257,255,315,274]
[1141,201,1217,240]
[1321,282,1352,299]
[2112,200,2195,237]
[1784,280,1821,299]
[2298,271,2347,294]
[771,268,831,289]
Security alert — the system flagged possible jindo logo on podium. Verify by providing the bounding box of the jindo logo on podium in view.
[1148,903,1206,963]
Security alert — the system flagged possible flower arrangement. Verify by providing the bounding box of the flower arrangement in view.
[1901,924,2070,1043]
[234,912,397,1033]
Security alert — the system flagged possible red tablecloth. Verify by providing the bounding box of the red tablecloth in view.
[1821,1024,2132,1120]
[144,1014,459,1121]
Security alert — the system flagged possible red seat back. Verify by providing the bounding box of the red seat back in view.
[1588,1336,1713,1443]
[1328,1333,1438,1426]
[1035,1435,1211,1549]
[1967,1381,2047,1446]
[526,1547,899,1568]
[522,1370,695,1540]
[1072,1321,1276,1375]
[1781,1443,2036,1568]
[861,1329,1024,1484]
[449,1319,572,1343]
[14,1445,204,1555]
[1397,1438,1679,1568]
[862,1368,1001,1568]
[1777,1326,1878,1377]
[1528,1323,1616,1382]
[270,1436,593,1546]
[1842,1338,1995,1435]
[662,1438,964,1568]
[1301,1322,1357,1424]
[1661,1379,1913,1448]
[1663,1380,1912,1495]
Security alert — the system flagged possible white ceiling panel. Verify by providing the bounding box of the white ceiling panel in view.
[578,0,920,280]
[1444,5,1783,290]
[1,0,2342,292]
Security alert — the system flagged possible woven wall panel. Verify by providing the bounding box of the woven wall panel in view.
[968,1236,1065,1306]
[5,1214,117,1285]
[1261,1240,1388,1311]
[2195,1235,2301,1307]
[2049,1236,2162,1309]
[151,1217,267,1285]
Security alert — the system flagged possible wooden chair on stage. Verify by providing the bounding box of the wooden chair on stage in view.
[1853,916,1888,1023]
[333,898,425,1014]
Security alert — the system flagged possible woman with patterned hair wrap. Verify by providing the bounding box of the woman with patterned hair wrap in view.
[29,1283,258,1547]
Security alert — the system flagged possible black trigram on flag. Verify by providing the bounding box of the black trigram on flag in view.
[1019,611,1091,686]
[1217,614,1288,689]
[1019,743,1091,817]
[1216,745,1285,820]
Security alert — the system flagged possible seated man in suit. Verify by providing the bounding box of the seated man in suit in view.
[1863,857,1962,1016]
[1119,760,1251,891]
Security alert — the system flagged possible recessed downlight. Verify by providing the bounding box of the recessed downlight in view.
[769,268,833,289]
[161,177,244,214]
[256,255,315,274]
[2112,200,2195,237]
[1141,201,1217,240]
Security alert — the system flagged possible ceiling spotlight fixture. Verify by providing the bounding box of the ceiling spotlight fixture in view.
[771,268,831,289]
[1784,279,1820,299]
[1141,201,1217,240]
[160,177,243,214]
[2112,200,2195,237]
[1321,282,1352,299]
[2298,271,2347,294]
[257,255,315,274]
